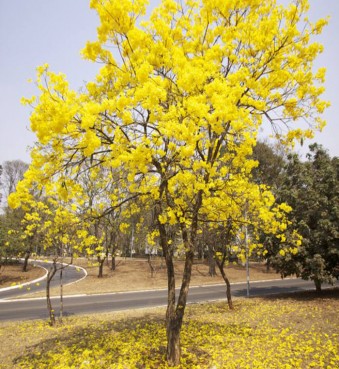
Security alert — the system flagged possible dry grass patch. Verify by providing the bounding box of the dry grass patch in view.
[1,289,338,368]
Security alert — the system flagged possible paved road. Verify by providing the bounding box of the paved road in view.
[0,261,87,300]
[0,278,329,322]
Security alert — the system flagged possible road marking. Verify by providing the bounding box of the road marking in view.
[0,294,88,303]
[199,277,295,287]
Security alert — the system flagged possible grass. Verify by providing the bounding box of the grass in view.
[0,289,338,368]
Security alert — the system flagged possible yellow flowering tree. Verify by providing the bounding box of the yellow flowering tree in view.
[12,0,328,365]
[9,186,95,325]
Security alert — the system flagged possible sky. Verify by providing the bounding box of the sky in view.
[0,0,338,164]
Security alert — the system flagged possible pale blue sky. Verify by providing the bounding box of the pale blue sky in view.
[0,0,338,164]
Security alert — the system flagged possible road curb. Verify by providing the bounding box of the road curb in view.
[63,265,88,287]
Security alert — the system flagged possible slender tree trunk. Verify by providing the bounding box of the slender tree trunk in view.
[59,267,64,322]
[111,255,116,271]
[110,233,117,271]
[147,254,155,278]
[46,260,57,326]
[165,247,194,367]
[164,256,179,366]
[197,239,204,260]
[216,259,234,310]
[162,240,177,364]
[22,250,31,272]
[165,226,195,366]
[106,249,110,267]
[208,245,217,277]
[266,258,271,273]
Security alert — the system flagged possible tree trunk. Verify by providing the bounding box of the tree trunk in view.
[59,267,64,323]
[147,254,155,278]
[97,257,105,278]
[111,255,116,271]
[46,260,57,326]
[22,250,31,272]
[163,244,177,364]
[156,203,178,366]
[154,188,201,366]
[314,278,322,293]
[197,239,204,260]
[266,258,271,273]
[110,232,117,270]
[165,227,195,366]
[216,259,234,310]
[166,316,182,366]
[106,249,109,267]
[208,246,217,277]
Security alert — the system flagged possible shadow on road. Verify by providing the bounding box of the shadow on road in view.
[256,286,339,301]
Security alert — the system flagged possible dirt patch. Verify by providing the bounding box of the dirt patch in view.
[0,264,46,288]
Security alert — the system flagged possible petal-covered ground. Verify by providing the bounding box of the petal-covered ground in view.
[1,289,338,368]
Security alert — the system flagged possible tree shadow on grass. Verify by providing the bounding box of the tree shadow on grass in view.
[0,276,24,285]
[13,314,166,368]
[13,311,253,369]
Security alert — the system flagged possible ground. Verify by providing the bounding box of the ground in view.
[1,258,337,368]
[0,289,338,368]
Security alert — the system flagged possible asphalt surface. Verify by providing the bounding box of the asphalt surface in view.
[0,278,329,322]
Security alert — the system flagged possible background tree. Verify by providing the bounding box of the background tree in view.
[1,160,28,204]
[0,164,2,206]
[252,141,289,270]
[0,207,26,264]
[0,160,29,268]
[272,144,339,291]
[252,141,286,191]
